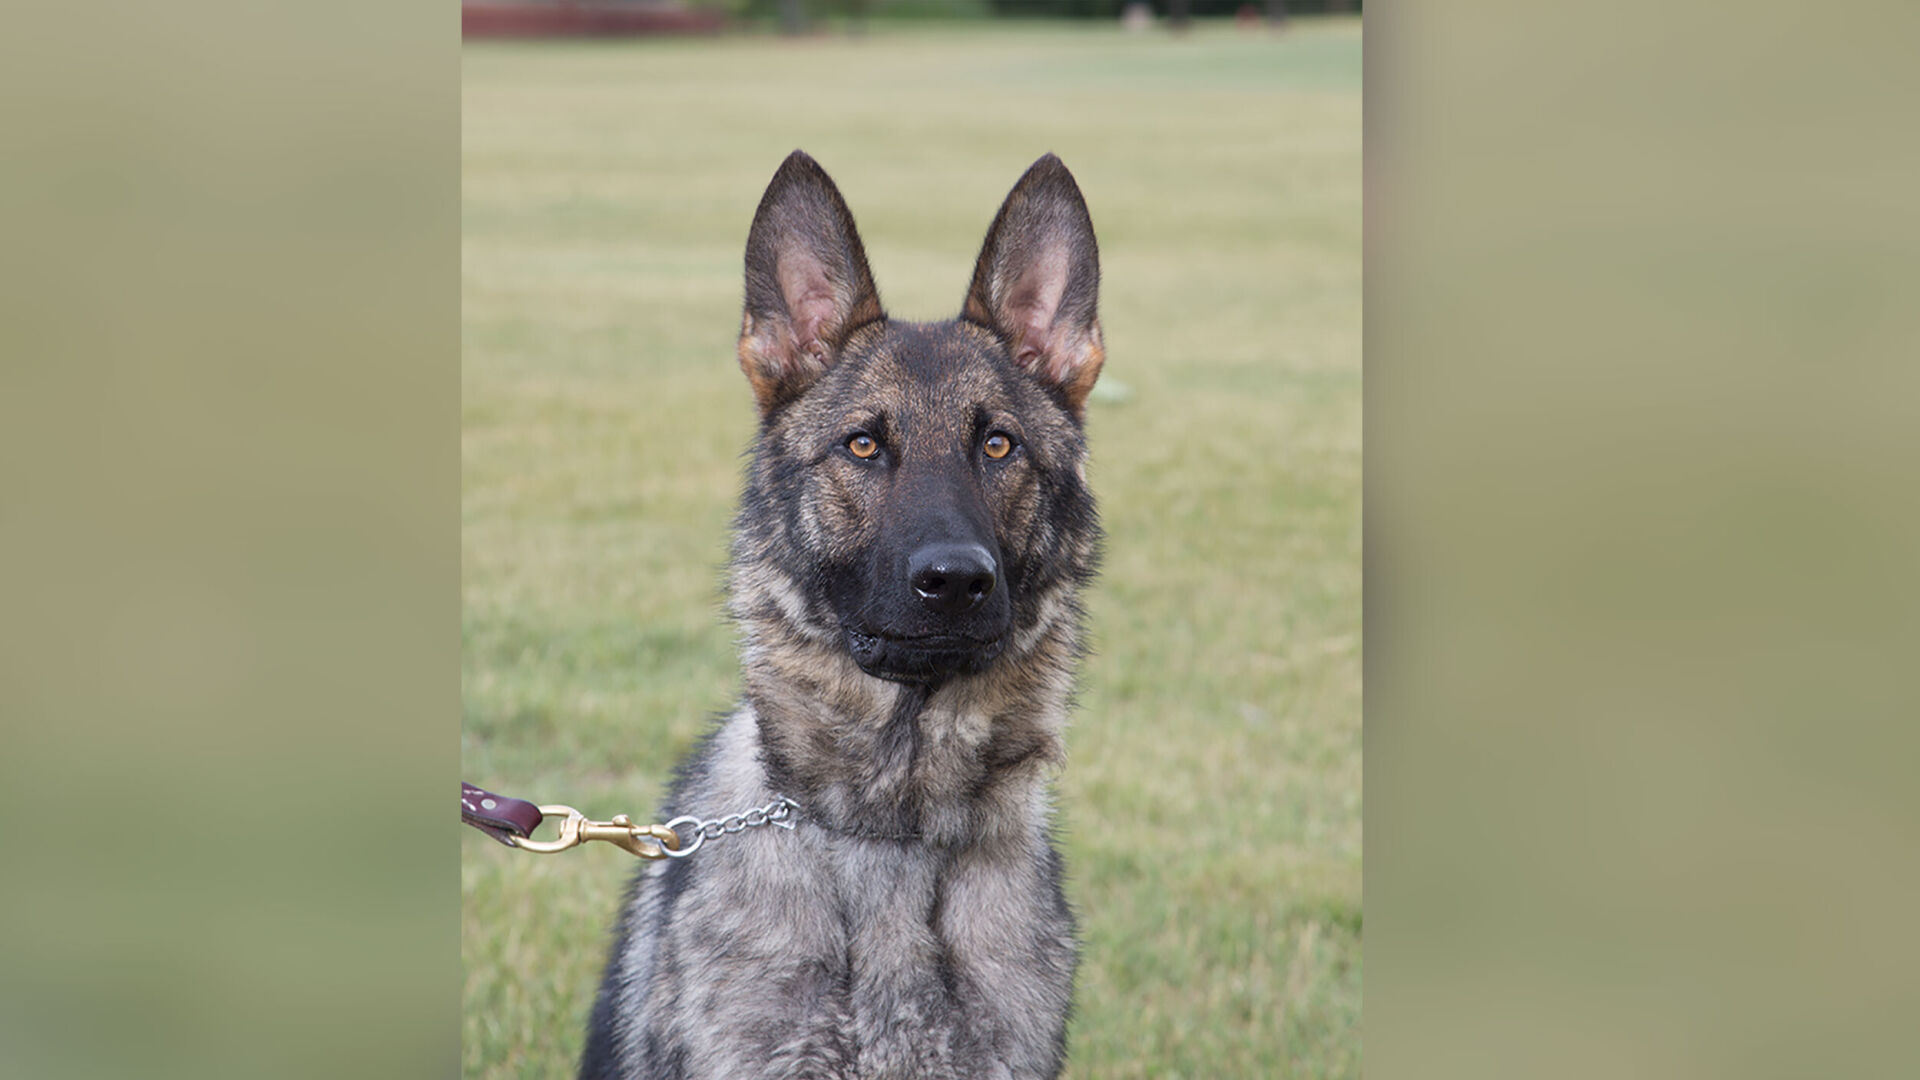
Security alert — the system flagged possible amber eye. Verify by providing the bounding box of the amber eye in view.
[847,433,880,459]
[983,433,1014,460]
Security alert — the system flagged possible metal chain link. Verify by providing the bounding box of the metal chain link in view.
[660,796,800,859]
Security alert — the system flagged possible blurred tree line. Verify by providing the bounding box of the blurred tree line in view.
[713,0,1358,26]
[986,0,1357,13]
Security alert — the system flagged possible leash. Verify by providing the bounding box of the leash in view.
[461,781,799,860]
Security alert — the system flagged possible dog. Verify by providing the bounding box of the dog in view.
[579,150,1106,1080]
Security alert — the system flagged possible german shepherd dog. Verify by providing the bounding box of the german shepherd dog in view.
[579,150,1105,1080]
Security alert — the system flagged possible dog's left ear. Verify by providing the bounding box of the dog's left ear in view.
[962,154,1104,416]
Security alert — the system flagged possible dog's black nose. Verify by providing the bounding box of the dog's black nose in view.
[909,543,997,616]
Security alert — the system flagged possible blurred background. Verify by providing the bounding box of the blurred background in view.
[460,8,1361,1079]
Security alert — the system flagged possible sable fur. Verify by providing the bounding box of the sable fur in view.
[581,151,1104,1080]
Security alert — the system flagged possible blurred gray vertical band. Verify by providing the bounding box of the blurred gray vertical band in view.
[1368,0,1920,1077]
[0,1,459,1078]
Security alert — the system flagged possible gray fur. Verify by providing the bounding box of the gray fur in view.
[581,151,1101,1080]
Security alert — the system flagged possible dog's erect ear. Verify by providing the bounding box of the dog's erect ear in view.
[739,151,884,415]
[962,154,1103,415]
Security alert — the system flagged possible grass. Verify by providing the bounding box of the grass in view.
[463,18,1360,1078]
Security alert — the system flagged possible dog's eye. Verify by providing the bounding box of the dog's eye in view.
[847,433,880,460]
[983,432,1015,460]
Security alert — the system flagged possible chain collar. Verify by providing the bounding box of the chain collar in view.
[658,796,801,858]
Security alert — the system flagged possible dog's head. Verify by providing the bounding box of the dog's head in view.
[732,151,1103,686]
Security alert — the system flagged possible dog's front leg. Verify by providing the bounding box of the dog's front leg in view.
[649,949,859,1080]
[840,847,987,1079]
[935,838,1078,1080]
[645,838,862,1080]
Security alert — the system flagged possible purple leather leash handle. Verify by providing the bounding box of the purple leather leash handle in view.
[462,781,547,847]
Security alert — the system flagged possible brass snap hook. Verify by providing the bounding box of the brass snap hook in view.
[512,806,682,860]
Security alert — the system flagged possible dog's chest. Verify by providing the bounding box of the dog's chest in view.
[815,834,1072,1077]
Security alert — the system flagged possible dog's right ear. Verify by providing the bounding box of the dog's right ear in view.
[738,151,884,415]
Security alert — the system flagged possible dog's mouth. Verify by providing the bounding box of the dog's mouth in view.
[844,626,1006,683]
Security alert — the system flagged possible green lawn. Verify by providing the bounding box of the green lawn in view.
[464,19,1360,1078]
